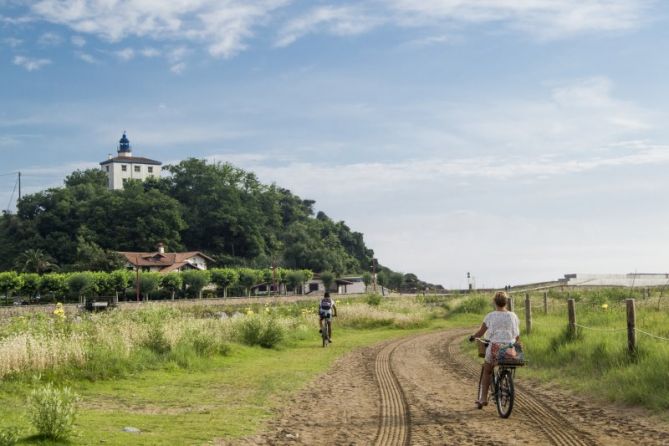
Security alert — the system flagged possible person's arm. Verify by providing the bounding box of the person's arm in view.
[333,304,337,317]
[469,322,488,341]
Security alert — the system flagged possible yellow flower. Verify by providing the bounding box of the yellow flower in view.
[601,304,609,310]
[246,310,254,316]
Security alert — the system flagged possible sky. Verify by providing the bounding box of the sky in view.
[2,0,669,288]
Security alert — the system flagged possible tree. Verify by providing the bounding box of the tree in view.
[388,272,404,293]
[238,268,260,297]
[286,270,304,295]
[109,270,132,300]
[14,249,58,274]
[73,236,126,272]
[39,273,69,303]
[210,268,239,298]
[182,270,211,299]
[320,271,335,293]
[20,273,41,302]
[362,272,372,291]
[136,272,161,301]
[64,169,108,188]
[0,271,22,305]
[160,273,183,300]
[67,272,95,305]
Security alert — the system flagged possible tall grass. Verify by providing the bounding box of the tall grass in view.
[0,295,439,382]
[459,289,669,410]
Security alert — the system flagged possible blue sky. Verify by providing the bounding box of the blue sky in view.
[1,0,669,288]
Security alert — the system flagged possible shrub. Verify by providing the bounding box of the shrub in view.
[238,315,284,348]
[144,325,171,355]
[366,294,382,306]
[28,383,78,440]
[0,427,19,446]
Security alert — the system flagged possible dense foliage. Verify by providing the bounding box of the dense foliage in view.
[0,160,375,276]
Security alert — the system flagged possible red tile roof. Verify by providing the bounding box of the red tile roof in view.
[119,251,214,273]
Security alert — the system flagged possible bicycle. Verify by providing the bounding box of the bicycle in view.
[473,337,523,418]
[321,318,332,347]
[320,313,334,347]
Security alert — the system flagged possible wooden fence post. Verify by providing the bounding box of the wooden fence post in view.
[626,299,636,355]
[543,291,548,314]
[508,295,514,312]
[525,293,532,335]
[567,298,576,339]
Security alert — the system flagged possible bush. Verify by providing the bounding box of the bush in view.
[238,316,284,348]
[28,383,78,440]
[0,427,19,446]
[366,294,382,306]
[144,325,171,355]
[453,295,489,314]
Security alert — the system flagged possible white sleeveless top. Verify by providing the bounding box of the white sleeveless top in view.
[483,311,520,343]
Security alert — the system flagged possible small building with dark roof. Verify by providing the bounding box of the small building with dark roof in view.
[100,132,162,189]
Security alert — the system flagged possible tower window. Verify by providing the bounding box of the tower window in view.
[134,165,140,173]
[121,165,127,172]
[105,166,109,172]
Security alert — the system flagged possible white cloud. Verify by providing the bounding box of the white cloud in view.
[3,37,23,48]
[37,31,62,45]
[140,47,160,57]
[276,5,380,47]
[76,51,98,64]
[30,0,289,59]
[70,35,86,47]
[13,55,51,71]
[387,0,652,39]
[115,47,135,61]
[170,62,186,74]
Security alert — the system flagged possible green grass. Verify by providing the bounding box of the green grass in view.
[0,295,462,445]
[0,323,453,445]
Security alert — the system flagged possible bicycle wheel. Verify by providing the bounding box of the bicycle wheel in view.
[495,369,514,418]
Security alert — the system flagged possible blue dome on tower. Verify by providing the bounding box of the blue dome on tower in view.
[118,132,131,153]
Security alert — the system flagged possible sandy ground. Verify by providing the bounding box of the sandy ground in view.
[217,329,669,445]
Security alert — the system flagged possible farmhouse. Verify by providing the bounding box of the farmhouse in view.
[100,132,162,190]
[119,243,214,273]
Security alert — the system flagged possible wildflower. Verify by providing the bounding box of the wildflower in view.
[53,303,66,321]
[246,310,254,316]
[601,304,609,310]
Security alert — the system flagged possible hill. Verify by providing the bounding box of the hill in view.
[0,158,441,289]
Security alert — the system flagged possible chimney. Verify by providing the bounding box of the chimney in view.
[157,242,165,254]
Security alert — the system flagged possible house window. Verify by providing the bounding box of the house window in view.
[121,165,127,172]
[105,166,109,172]
[148,166,153,173]
[134,165,140,173]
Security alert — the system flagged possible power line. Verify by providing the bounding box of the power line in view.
[5,177,18,213]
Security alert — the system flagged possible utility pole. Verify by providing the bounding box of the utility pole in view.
[135,255,141,302]
[17,171,21,202]
[372,258,377,293]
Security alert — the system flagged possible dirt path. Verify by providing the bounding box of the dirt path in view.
[220,329,669,445]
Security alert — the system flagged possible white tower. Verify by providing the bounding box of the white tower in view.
[100,132,162,190]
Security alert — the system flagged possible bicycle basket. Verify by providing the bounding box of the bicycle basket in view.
[476,339,487,358]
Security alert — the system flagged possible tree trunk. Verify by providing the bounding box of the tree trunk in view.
[224,287,227,298]
[171,290,175,300]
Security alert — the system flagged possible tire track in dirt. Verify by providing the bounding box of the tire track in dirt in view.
[373,339,411,446]
[443,329,596,446]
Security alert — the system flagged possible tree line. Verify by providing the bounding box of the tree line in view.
[0,158,442,290]
[0,268,320,304]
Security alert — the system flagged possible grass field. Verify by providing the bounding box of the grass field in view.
[2,290,668,444]
[0,295,457,445]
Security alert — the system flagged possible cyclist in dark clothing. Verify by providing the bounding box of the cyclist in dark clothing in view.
[319,292,337,341]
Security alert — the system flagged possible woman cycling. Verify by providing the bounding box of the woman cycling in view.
[469,291,520,409]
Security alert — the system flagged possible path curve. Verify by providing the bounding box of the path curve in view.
[222,328,669,445]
